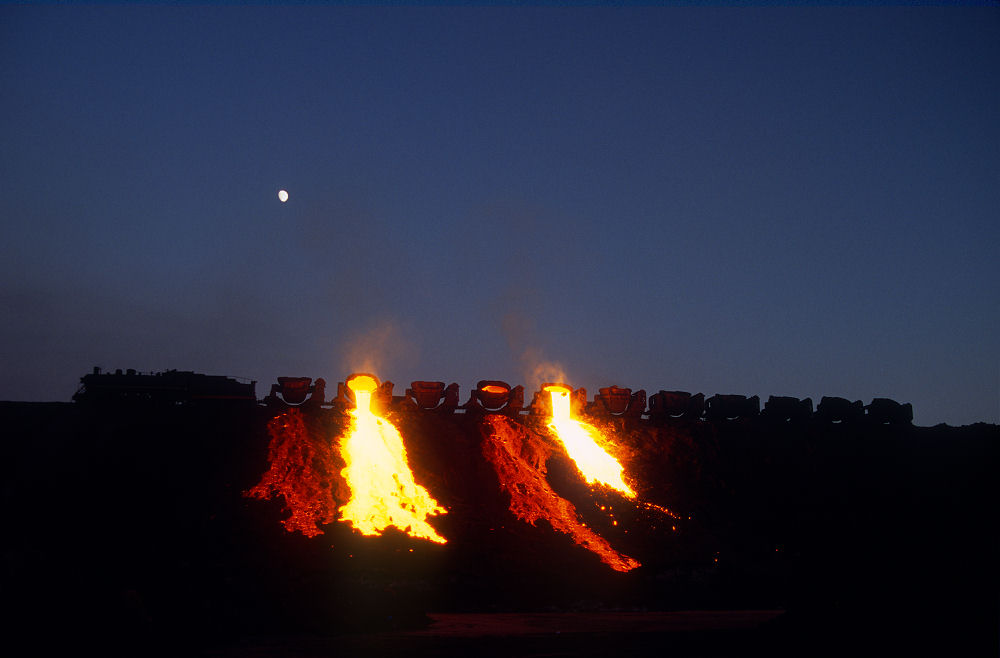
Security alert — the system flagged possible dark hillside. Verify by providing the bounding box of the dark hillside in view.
[2,400,996,656]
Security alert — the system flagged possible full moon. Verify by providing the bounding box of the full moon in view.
[278,189,289,203]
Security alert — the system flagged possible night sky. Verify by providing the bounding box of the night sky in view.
[2,5,997,426]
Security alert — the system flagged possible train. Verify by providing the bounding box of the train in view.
[72,367,256,405]
[72,367,913,424]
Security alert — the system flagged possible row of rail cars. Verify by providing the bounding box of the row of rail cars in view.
[72,368,913,425]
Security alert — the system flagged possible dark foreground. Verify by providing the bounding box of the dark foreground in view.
[206,611,785,657]
[2,401,997,656]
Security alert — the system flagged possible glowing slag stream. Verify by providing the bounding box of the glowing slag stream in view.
[545,384,636,498]
[338,375,447,543]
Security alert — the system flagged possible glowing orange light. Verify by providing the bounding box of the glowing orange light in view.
[481,384,508,394]
[337,374,447,543]
[544,384,636,498]
[245,409,341,537]
[480,415,640,572]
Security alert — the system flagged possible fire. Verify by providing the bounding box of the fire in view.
[337,374,447,544]
[480,415,641,572]
[544,385,636,498]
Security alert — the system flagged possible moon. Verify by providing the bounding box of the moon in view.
[278,189,289,203]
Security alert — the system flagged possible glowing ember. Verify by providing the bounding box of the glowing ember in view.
[481,385,507,394]
[246,409,343,537]
[481,415,640,572]
[544,385,636,498]
[337,374,447,543]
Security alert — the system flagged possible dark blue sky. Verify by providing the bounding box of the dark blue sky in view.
[2,6,997,425]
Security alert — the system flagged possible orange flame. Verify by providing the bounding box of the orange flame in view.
[337,374,447,543]
[544,385,636,498]
[480,415,640,572]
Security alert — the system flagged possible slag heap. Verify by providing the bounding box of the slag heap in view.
[246,409,343,537]
[248,375,676,572]
[480,414,641,572]
[337,374,447,543]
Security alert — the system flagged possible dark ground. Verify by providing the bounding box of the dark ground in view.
[2,400,997,656]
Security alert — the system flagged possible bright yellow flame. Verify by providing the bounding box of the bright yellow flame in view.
[338,375,447,543]
[545,385,636,498]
